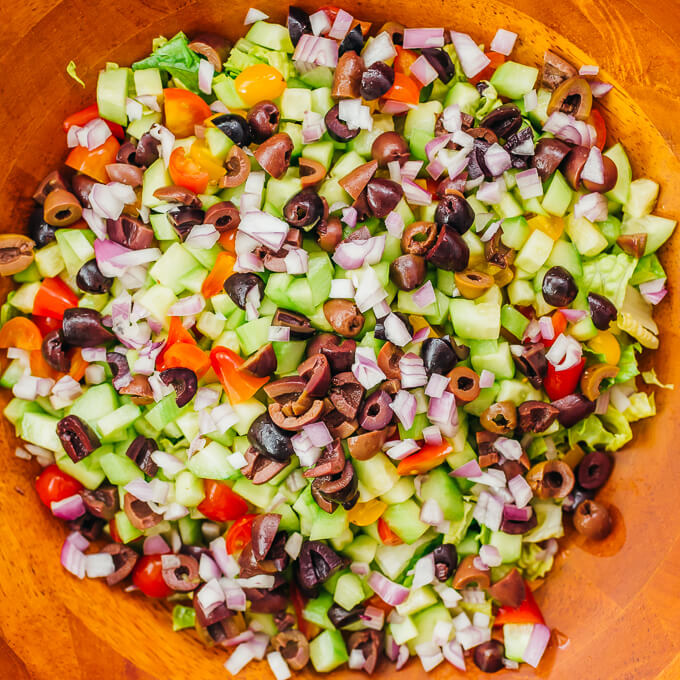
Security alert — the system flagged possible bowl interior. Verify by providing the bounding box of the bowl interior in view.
[1,1,680,679]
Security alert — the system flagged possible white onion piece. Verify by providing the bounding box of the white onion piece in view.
[450,31,491,77]
[244,7,268,24]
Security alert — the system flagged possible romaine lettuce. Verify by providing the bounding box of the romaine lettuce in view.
[133,33,201,93]
[581,252,637,308]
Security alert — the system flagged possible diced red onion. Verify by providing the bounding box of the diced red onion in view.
[399,352,428,389]
[149,123,175,168]
[591,80,613,97]
[402,178,432,206]
[284,248,309,275]
[384,313,413,347]
[328,8,353,39]
[419,499,444,528]
[411,327,430,344]
[480,219,502,242]
[15,446,31,461]
[210,536,240,576]
[508,474,533,508]
[413,280,436,309]
[354,267,387,313]
[473,556,490,571]
[224,642,256,675]
[268,325,290,342]
[348,648,366,671]
[198,59,215,95]
[309,9,331,35]
[341,206,358,228]
[640,278,668,305]
[450,31,491,78]
[303,421,333,447]
[396,645,410,671]
[51,493,86,520]
[85,553,116,578]
[401,160,423,179]
[212,403,240,434]
[235,252,264,273]
[490,28,517,55]
[410,55,439,86]
[595,389,610,415]
[416,643,444,672]
[284,532,303,560]
[168,294,206,317]
[360,605,385,631]
[239,210,289,252]
[390,389,417,429]
[385,211,405,238]
[81,347,106,362]
[186,223,220,249]
[443,640,466,671]
[60,537,86,579]
[143,534,171,555]
[479,544,502,568]
[434,581,463,608]
[388,160,401,183]
[441,104,462,132]
[244,7,268,24]
[350,561,370,576]
[484,143,512,177]
[425,134,452,163]
[579,64,599,76]
[426,159,446,180]
[610,384,633,412]
[545,333,583,371]
[479,369,495,389]
[473,491,504,531]
[503,504,533,522]
[237,574,275,589]
[368,571,410,606]
[224,582,247,611]
[89,183,125,220]
[522,320,541,343]
[457,625,491,650]
[110,247,160,268]
[477,179,504,205]
[333,236,384,270]
[581,146,605,185]
[539,316,555,340]
[302,109,326,144]
[516,168,543,199]
[403,27,445,49]
[267,651,291,680]
[431,620,454,648]
[422,425,442,446]
[384,439,420,460]
[427,390,455,423]
[292,431,322,468]
[425,373,448,399]
[523,624,551,667]
[362,31,397,67]
[194,386,220,411]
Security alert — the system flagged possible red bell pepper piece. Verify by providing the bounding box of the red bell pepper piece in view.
[156,317,197,369]
[383,72,421,106]
[494,585,545,626]
[542,311,567,348]
[210,346,269,404]
[396,440,454,475]
[63,103,125,139]
[33,277,79,319]
[544,357,586,401]
[197,479,248,522]
[469,51,505,85]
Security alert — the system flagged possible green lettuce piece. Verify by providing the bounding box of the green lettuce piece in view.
[133,32,201,93]
[474,83,501,120]
[444,501,475,545]
[568,415,613,451]
[615,341,641,384]
[518,543,554,581]
[442,44,467,84]
[523,501,563,543]
[172,604,196,631]
[581,252,637,308]
[623,392,656,421]
[600,406,633,451]
[66,60,85,88]
[630,253,666,286]
[641,369,674,390]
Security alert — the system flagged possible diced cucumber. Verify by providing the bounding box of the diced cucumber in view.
[495,379,542,405]
[354,453,400,500]
[307,252,333,307]
[310,505,349,541]
[514,229,555,273]
[469,339,515,380]
[97,404,140,441]
[342,534,378,563]
[303,591,336,630]
[333,573,365,611]
[138,284,178,328]
[235,315,273,355]
[419,467,464,521]
[604,143,632,205]
[126,112,162,140]
[408,603,452,653]
[273,340,307,375]
[404,101,442,138]
[621,214,676,254]
[114,510,142,543]
[488,531,522,563]
[232,477,276,509]
[231,398,267,435]
[69,383,120,427]
[541,170,573,217]
[11,282,40,314]
[150,243,201,293]
[187,441,235,479]
[380,476,415,504]
[501,304,529,339]
[141,158,172,208]
[56,446,109,489]
[265,171,303,213]
[280,88,312,121]
[624,178,659,217]
[381,499,429,544]
[444,82,480,115]
[496,191,524,219]
[34,242,65,278]
[500,215,530,250]
[100,452,143,485]
[212,74,248,109]
[546,238,583,278]
[503,623,534,663]
[245,21,294,53]
[302,141,335,171]
[311,87,334,116]
[175,470,205,507]
[449,299,500,340]
[390,616,418,645]
[144,394,182,431]
[463,384,500,417]
[507,278,535,306]
[21,412,62,452]
[133,68,163,96]
[0,360,25,389]
[395,586,438,617]
[97,67,129,126]
[490,61,538,99]
[564,214,609,257]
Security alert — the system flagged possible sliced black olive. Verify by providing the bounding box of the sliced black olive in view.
[295,540,346,597]
[212,113,252,147]
[57,415,100,463]
[248,413,294,462]
[62,308,114,347]
[224,273,265,309]
[76,259,113,294]
[126,435,158,476]
[159,367,197,407]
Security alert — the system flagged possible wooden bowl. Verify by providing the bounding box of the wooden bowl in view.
[1,1,680,678]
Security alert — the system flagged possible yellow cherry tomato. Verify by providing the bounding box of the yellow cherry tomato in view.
[588,331,621,365]
[235,64,286,106]
[189,140,226,182]
[347,499,387,527]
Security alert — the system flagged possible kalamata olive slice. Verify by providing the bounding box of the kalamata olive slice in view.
[118,375,153,405]
[212,113,252,147]
[57,415,100,463]
[426,225,470,271]
[527,459,575,499]
[159,367,197,407]
[62,308,114,347]
[106,215,155,250]
[76,259,113,294]
[314,460,359,509]
[329,372,365,419]
[588,292,617,330]
[542,50,577,90]
[283,188,324,228]
[548,76,592,120]
[220,145,251,188]
[242,447,288,484]
[33,170,70,205]
[101,543,138,586]
[542,266,578,307]
[204,201,240,233]
[304,439,345,479]
[365,178,403,218]
[377,343,403,380]
[124,493,163,531]
[617,233,647,258]
[359,390,394,431]
[328,603,364,628]
[338,161,377,200]
[324,104,360,142]
[485,228,514,269]
[28,207,57,249]
[452,555,491,589]
[360,61,395,100]
[224,273,265,309]
[551,394,596,427]
[194,582,230,626]
[563,486,596,513]
[273,308,314,338]
[254,133,294,179]
[339,25,364,57]
[67,511,103,542]
[316,217,343,253]
[518,400,560,433]
[270,399,324,431]
[347,426,394,461]
[532,138,572,181]
[295,540,346,595]
[41,330,71,372]
[474,640,505,673]
[513,345,548,388]
[371,131,410,168]
[299,158,327,188]
[114,143,136,166]
[287,6,311,46]
[433,544,458,581]
[500,512,538,534]
[488,568,526,608]
[480,103,523,139]
[422,337,457,376]
[241,343,277,378]
[168,206,204,240]
[298,353,331,397]
[332,50,364,99]
[573,499,612,539]
[421,47,456,83]
[323,300,364,338]
[577,450,613,490]
[162,554,200,591]
[0,234,35,276]
[188,32,230,72]
[401,221,438,256]
[152,185,201,207]
[306,334,356,374]
[347,630,383,675]
[82,485,119,521]
[126,435,158,476]
[248,413,294,462]
[480,401,517,434]
[251,513,282,561]
[389,254,426,291]
[561,145,590,190]
[271,629,310,671]
[247,100,280,143]
[134,133,160,167]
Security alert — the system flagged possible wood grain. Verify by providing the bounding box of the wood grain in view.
[1,1,679,678]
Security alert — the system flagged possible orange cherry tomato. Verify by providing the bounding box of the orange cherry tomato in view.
[201,251,235,299]
[132,555,174,598]
[35,465,83,507]
[65,135,120,184]
[198,480,249,522]
[0,317,43,351]
[168,147,210,194]
[366,593,394,617]
[469,51,505,85]
[589,108,607,151]
[225,513,257,554]
[383,72,421,106]
[393,45,419,76]
[210,346,269,404]
[160,342,211,378]
[218,229,237,254]
[63,103,125,139]
[33,278,79,319]
[29,350,60,380]
[68,348,89,382]
[163,88,212,138]
[235,64,286,106]
[378,517,403,546]
[396,441,454,475]
[189,141,226,182]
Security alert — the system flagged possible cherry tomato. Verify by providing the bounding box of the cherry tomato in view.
[198,479,249,522]
[494,585,545,626]
[544,357,586,401]
[0,317,43,351]
[366,593,394,617]
[35,465,83,507]
[396,441,454,475]
[108,518,123,543]
[201,251,236,299]
[542,311,567,348]
[33,278,79,320]
[189,141,226,182]
[29,349,60,380]
[63,103,125,139]
[383,72,421,106]
[469,52,505,85]
[32,315,62,336]
[210,346,269,404]
[378,517,403,546]
[159,342,210,378]
[168,147,210,194]
[132,555,173,598]
[65,135,120,184]
[68,348,89,382]
[589,108,607,151]
[163,88,212,138]
[225,514,257,554]
[235,64,286,106]
[218,229,237,254]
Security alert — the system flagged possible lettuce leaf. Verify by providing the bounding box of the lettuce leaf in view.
[523,501,563,543]
[444,501,475,545]
[630,253,666,286]
[600,406,633,451]
[641,369,674,390]
[581,253,637,308]
[568,414,613,451]
[623,392,656,421]
[518,543,555,581]
[615,341,641,383]
[133,32,200,93]
[66,61,85,88]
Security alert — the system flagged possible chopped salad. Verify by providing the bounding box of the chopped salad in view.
[1,4,675,677]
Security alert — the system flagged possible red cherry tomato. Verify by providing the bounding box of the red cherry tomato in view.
[589,108,607,151]
[32,277,79,319]
[197,479,249,522]
[494,585,545,626]
[225,514,257,554]
[168,147,210,194]
[132,555,173,598]
[63,103,125,139]
[383,72,421,106]
[35,465,83,507]
[544,357,586,401]
[164,88,212,138]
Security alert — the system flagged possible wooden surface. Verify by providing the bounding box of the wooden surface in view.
[1,1,680,678]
